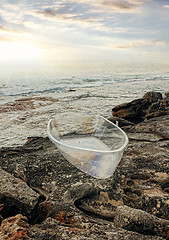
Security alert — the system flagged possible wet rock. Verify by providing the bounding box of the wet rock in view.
[0,97,59,113]
[112,91,163,123]
[114,205,169,238]
[0,167,40,220]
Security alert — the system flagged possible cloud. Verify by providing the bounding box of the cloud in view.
[110,39,168,49]
[0,25,10,32]
[98,0,136,12]
[0,24,23,34]
[112,40,152,49]
[31,5,109,33]
[0,0,168,66]
[163,5,169,9]
[155,41,167,46]
[27,0,153,42]
[32,0,146,25]
[0,0,150,39]
[69,0,151,13]
[0,21,26,43]
[0,37,13,42]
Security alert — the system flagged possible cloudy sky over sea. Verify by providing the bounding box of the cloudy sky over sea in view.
[0,0,169,67]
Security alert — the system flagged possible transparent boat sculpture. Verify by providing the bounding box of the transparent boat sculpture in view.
[47,115,128,179]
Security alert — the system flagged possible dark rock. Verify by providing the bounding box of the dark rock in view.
[29,217,61,239]
[108,116,134,127]
[143,91,162,102]
[34,200,78,226]
[123,114,169,140]
[0,167,40,220]
[0,112,168,239]
[112,98,143,123]
[114,205,169,238]
[164,92,169,98]
[139,193,169,220]
[74,189,124,221]
[126,132,161,142]
[112,91,163,123]
[0,204,4,224]
[30,216,163,240]
[145,95,169,120]
[0,214,30,239]
[63,183,98,203]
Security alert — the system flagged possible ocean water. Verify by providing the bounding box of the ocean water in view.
[0,63,169,147]
[0,63,169,96]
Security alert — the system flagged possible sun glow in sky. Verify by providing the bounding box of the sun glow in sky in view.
[0,41,42,62]
[0,0,169,67]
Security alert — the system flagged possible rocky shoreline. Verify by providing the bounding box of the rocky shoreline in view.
[0,91,169,239]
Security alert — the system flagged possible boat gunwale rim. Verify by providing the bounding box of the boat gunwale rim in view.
[47,116,128,154]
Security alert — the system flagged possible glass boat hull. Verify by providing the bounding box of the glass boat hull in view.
[47,115,128,179]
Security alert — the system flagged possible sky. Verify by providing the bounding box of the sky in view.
[0,0,169,68]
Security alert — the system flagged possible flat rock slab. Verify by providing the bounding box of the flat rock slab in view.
[0,167,40,219]
[124,114,169,140]
[127,132,161,142]
[29,216,164,240]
